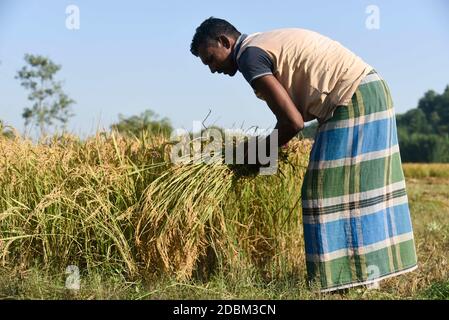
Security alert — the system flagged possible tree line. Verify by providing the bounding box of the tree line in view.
[396,86,449,162]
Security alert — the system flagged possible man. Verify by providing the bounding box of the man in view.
[190,17,418,293]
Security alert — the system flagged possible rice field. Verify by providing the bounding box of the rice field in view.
[0,132,448,300]
[403,163,449,179]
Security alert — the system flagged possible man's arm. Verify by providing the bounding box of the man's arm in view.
[250,74,304,159]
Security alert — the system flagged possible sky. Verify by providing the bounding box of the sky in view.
[1,0,448,137]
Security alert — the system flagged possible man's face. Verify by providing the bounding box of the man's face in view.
[198,36,238,76]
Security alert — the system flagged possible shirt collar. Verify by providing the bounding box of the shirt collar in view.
[233,33,248,65]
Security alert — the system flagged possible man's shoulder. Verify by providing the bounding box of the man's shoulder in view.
[237,47,274,85]
[247,28,320,39]
[240,28,325,54]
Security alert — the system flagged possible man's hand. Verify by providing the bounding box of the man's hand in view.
[231,75,303,176]
[230,138,261,177]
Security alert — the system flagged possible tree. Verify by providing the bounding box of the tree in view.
[110,109,173,137]
[398,133,449,163]
[396,108,432,135]
[16,54,75,137]
[416,86,449,134]
[396,85,449,162]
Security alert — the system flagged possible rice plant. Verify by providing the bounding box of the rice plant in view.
[0,130,312,285]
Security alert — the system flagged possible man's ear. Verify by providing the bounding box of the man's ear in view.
[217,35,231,49]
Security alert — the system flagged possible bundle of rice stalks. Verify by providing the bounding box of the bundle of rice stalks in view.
[135,136,312,280]
[135,156,233,280]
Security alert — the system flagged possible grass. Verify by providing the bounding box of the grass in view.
[0,132,448,299]
[403,163,449,179]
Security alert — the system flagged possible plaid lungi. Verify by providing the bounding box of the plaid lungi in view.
[301,70,418,292]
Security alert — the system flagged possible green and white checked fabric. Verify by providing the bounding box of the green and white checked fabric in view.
[301,70,418,292]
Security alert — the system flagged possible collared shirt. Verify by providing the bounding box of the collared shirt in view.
[234,28,373,123]
[233,34,247,65]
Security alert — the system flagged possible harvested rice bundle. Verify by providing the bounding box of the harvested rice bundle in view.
[135,137,311,279]
[136,158,233,279]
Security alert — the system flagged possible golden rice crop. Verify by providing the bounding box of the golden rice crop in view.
[0,131,312,282]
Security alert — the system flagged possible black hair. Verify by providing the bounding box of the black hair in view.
[190,17,241,56]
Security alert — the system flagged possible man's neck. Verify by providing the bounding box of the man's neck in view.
[232,33,247,64]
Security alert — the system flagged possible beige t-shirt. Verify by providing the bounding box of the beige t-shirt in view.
[235,28,373,123]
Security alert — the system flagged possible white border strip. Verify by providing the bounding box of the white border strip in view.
[359,73,382,85]
[306,232,414,262]
[303,193,409,224]
[308,144,400,170]
[319,109,393,132]
[250,72,273,83]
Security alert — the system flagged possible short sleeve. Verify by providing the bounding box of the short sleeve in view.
[237,47,274,85]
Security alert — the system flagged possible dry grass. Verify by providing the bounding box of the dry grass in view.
[403,163,449,179]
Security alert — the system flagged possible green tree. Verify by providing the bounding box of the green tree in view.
[396,108,433,135]
[416,86,449,134]
[399,133,449,163]
[111,109,173,137]
[16,54,75,137]
[396,85,449,162]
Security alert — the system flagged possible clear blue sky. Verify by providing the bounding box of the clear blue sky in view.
[1,0,448,136]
